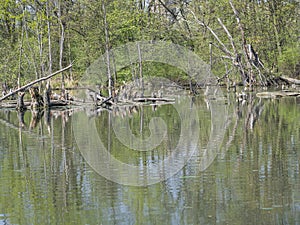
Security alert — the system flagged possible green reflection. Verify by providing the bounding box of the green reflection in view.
[0,95,299,224]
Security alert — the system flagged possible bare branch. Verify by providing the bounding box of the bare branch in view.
[229,0,252,83]
[217,18,237,55]
[188,9,233,58]
[0,64,73,102]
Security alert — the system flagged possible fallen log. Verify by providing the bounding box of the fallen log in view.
[279,76,300,85]
[256,91,300,98]
[133,97,175,103]
[0,100,69,109]
[0,64,72,102]
[50,100,69,107]
[0,101,18,108]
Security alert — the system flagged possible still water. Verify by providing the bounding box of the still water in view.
[0,92,299,225]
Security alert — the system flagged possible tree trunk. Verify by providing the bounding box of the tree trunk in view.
[43,81,52,108]
[137,42,144,97]
[229,0,253,86]
[102,0,113,98]
[18,6,25,89]
[37,13,44,80]
[58,0,65,92]
[46,0,52,75]
[29,87,44,110]
[16,92,26,112]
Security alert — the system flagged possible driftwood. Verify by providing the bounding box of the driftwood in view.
[280,76,300,85]
[256,91,300,98]
[0,64,72,102]
[133,97,175,103]
[0,99,69,109]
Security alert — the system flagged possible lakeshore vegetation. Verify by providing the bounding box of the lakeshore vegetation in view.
[0,0,299,89]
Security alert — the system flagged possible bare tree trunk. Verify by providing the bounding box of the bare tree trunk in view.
[102,0,112,98]
[137,42,144,97]
[46,0,52,75]
[24,20,39,80]
[229,0,253,86]
[16,92,25,112]
[18,16,25,89]
[46,0,52,102]
[137,42,143,82]
[67,29,73,80]
[58,0,65,92]
[189,10,233,58]
[209,42,212,75]
[37,32,42,80]
[127,45,136,82]
[43,81,51,108]
[37,17,44,80]
[269,1,282,57]
[217,17,247,83]
[111,50,117,98]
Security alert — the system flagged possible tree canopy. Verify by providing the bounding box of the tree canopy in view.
[0,0,299,88]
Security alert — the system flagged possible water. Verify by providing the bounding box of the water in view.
[0,93,299,225]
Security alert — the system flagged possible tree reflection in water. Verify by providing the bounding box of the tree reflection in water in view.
[0,94,299,224]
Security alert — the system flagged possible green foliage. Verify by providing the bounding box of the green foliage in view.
[278,44,300,78]
[0,0,299,87]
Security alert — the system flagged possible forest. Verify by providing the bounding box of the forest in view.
[0,2,300,223]
[0,0,299,94]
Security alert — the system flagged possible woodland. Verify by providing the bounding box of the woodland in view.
[0,0,299,108]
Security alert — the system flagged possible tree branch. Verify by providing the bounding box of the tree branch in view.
[188,9,233,57]
[0,64,73,102]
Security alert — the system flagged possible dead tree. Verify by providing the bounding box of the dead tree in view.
[102,0,113,98]
[2,81,8,97]
[189,2,269,87]
[29,87,44,110]
[0,64,72,102]
[16,92,26,112]
[43,81,52,108]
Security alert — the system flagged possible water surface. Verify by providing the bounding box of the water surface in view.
[0,93,299,225]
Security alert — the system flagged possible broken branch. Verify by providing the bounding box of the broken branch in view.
[0,64,73,102]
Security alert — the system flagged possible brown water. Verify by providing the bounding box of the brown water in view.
[0,93,299,225]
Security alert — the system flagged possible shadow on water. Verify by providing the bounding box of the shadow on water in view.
[0,92,299,224]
